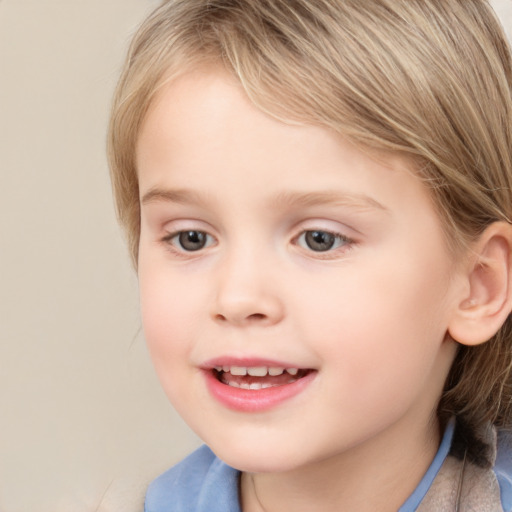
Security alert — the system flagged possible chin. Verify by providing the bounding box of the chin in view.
[204,435,312,474]
[217,451,300,474]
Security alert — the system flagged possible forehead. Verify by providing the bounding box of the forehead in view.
[137,68,437,225]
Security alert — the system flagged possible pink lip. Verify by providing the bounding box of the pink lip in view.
[202,356,304,369]
[201,357,317,413]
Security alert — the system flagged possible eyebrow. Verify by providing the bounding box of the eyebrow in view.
[141,187,388,213]
[270,190,388,213]
[141,188,210,206]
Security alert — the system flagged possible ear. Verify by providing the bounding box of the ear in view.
[448,222,512,346]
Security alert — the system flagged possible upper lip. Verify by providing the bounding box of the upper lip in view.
[201,356,310,370]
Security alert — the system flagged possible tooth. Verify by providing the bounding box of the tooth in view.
[248,367,267,377]
[240,382,251,389]
[269,367,284,376]
[214,366,222,372]
[228,381,240,388]
[261,383,273,389]
[223,365,230,372]
[230,366,247,376]
[249,383,262,390]
[286,368,299,375]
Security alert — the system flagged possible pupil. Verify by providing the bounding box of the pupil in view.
[306,231,335,251]
[179,231,206,251]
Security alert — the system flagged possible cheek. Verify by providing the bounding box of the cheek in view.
[294,250,453,397]
[138,268,207,413]
[138,265,202,363]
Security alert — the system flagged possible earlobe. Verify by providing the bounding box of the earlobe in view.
[448,222,512,346]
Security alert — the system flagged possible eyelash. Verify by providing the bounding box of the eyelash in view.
[294,230,354,255]
[160,228,354,257]
[161,230,216,254]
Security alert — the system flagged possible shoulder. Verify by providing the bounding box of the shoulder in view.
[410,421,512,512]
[145,445,216,510]
[144,445,241,512]
[495,431,512,512]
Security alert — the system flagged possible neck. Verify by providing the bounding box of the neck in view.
[241,415,440,512]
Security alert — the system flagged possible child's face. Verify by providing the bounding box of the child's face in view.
[136,68,461,473]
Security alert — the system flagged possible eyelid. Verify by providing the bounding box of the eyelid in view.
[160,222,218,256]
[295,229,352,246]
[291,225,356,258]
[296,230,350,246]
[166,230,215,248]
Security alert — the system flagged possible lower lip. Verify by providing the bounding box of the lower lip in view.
[203,370,316,412]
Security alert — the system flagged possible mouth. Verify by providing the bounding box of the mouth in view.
[202,360,317,412]
[212,365,313,390]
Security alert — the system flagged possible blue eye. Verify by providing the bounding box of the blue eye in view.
[168,230,214,252]
[297,230,350,252]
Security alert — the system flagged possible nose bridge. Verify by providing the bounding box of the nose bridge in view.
[212,242,284,326]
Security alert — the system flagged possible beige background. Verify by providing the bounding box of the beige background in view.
[0,1,510,511]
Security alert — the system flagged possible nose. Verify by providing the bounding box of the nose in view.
[211,251,285,327]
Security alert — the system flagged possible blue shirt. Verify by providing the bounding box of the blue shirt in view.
[145,421,512,511]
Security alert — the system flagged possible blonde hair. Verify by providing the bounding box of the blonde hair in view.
[108,0,512,463]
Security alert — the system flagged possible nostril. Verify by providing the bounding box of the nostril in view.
[248,313,266,321]
[213,312,267,324]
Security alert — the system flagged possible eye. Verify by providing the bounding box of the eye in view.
[296,230,350,252]
[166,230,215,252]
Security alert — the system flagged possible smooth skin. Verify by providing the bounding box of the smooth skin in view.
[136,68,472,512]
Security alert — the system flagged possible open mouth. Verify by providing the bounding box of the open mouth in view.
[204,362,317,411]
[212,365,313,390]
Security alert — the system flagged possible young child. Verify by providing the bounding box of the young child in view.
[108,1,512,510]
